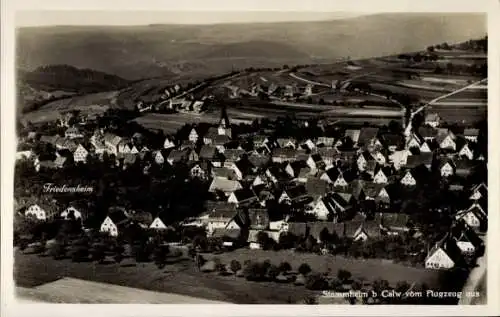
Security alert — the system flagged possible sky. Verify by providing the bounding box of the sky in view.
[16,11,369,27]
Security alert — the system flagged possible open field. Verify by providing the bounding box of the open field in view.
[14,250,317,304]
[17,278,230,304]
[201,249,443,287]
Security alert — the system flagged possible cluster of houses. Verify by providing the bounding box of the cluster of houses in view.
[16,107,487,270]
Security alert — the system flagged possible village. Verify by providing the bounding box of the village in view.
[14,88,488,304]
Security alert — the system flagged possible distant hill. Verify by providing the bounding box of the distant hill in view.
[17,65,130,113]
[16,13,486,80]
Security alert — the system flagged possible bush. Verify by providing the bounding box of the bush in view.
[305,273,328,290]
[267,264,280,281]
[230,260,242,274]
[278,261,292,273]
[298,263,312,276]
[337,269,352,282]
[329,277,343,291]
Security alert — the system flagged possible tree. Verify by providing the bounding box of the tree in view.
[153,245,169,269]
[351,279,362,291]
[267,264,280,281]
[305,273,328,290]
[298,263,312,276]
[70,245,89,262]
[278,261,292,273]
[319,228,331,244]
[90,243,106,263]
[230,260,242,274]
[337,269,352,283]
[256,231,270,249]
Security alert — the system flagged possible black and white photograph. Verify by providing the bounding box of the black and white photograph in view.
[2,1,499,314]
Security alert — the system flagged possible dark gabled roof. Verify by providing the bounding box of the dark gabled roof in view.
[379,213,410,230]
[322,167,341,182]
[276,138,297,148]
[406,153,433,169]
[331,192,353,209]
[284,185,308,200]
[418,126,438,138]
[451,223,483,248]
[427,235,466,266]
[248,153,270,169]
[380,133,404,147]
[205,201,238,219]
[212,228,241,240]
[232,188,258,203]
[341,169,358,183]
[213,167,238,180]
[359,150,375,162]
[362,182,385,198]
[199,145,217,159]
[223,149,245,162]
[107,209,130,225]
[358,127,379,145]
[306,178,330,199]
[464,128,480,137]
[167,148,190,161]
[248,208,270,229]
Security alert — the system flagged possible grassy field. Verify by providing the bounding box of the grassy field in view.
[14,250,317,304]
[202,249,443,287]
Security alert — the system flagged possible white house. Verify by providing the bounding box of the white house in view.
[130,146,139,154]
[149,216,167,230]
[440,161,455,177]
[425,113,441,128]
[25,204,52,221]
[425,245,455,270]
[154,151,165,165]
[100,216,119,237]
[420,142,431,153]
[73,144,89,163]
[459,144,474,160]
[309,199,334,221]
[164,137,175,149]
[60,206,82,220]
[373,169,388,184]
[188,128,199,143]
[252,175,265,188]
[438,134,456,151]
[400,171,416,186]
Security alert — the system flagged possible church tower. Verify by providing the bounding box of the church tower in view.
[217,106,232,138]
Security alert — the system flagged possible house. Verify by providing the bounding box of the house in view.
[65,127,84,139]
[309,196,336,221]
[455,207,487,234]
[389,150,411,170]
[357,151,375,171]
[463,129,480,142]
[400,170,417,186]
[16,150,33,161]
[190,162,210,179]
[253,135,270,149]
[357,127,380,147]
[373,168,388,184]
[167,148,190,165]
[223,149,245,163]
[371,151,387,165]
[436,133,456,151]
[407,133,424,149]
[60,206,83,221]
[379,213,410,234]
[25,203,55,221]
[247,229,281,249]
[40,135,60,146]
[301,139,316,151]
[276,138,297,149]
[380,133,403,152]
[188,128,199,143]
[248,153,270,171]
[316,147,339,168]
[320,167,341,184]
[439,160,455,177]
[451,224,483,255]
[149,214,169,230]
[130,145,139,154]
[418,126,438,141]
[103,133,122,155]
[208,178,243,195]
[212,167,239,180]
[344,129,361,144]
[278,185,308,204]
[100,211,129,237]
[54,156,68,169]
[271,148,301,163]
[305,178,330,201]
[341,217,381,241]
[217,107,232,138]
[469,183,487,201]
[199,145,218,161]
[227,188,259,206]
[458,143,474,160]
[425,236,465,270]
[329,193,354,217]
[204,203,239,234]
[405,153,433,170]
[419,141,432,153]
[163,137,176,149]
[248,208,270,230]
[154,150,165,165]
[306,154,325,171]
[454,160,475,178]
[316,137,336,148]
[424,113,441,128]
[73,144,89,163]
